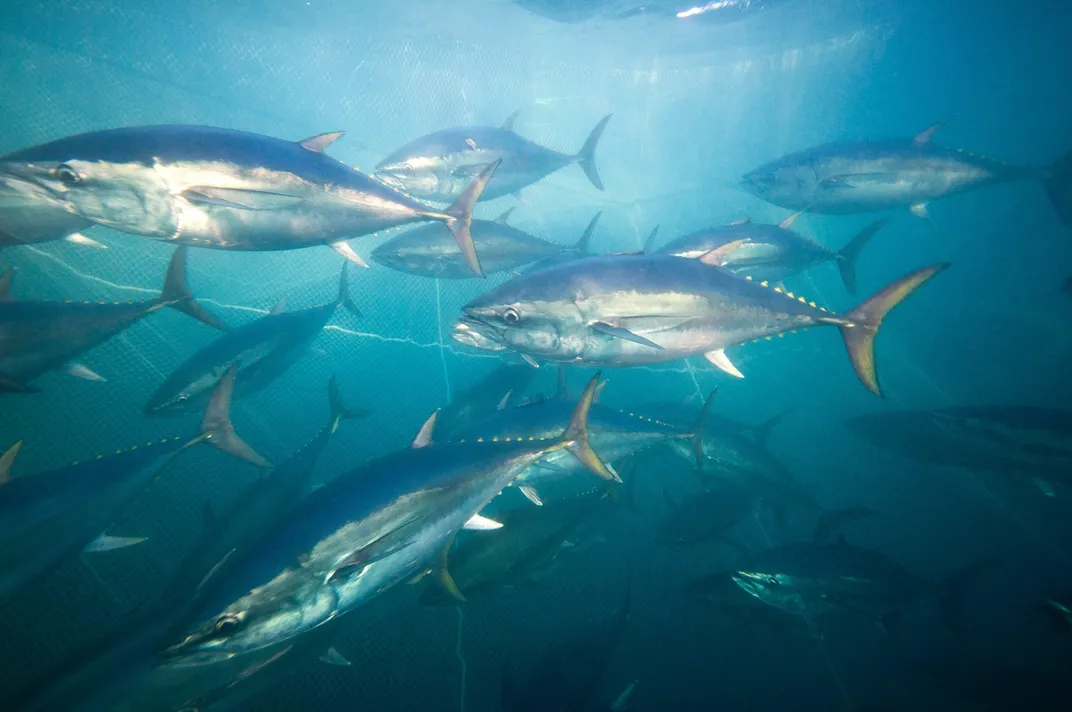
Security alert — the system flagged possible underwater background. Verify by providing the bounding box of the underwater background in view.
[1,0,1071,709]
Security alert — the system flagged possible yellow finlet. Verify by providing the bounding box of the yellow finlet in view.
[760,280,769,287]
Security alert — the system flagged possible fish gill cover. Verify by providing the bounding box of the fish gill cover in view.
[0,0,1070,711]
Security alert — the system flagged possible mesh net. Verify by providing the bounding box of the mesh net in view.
[0,1,898,709]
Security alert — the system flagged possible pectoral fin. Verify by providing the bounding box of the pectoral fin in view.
[64,232,107,248]
[330,240,369,268]
[85,534,148,552]
[820,173,891,189]
[591,322,663,350]
[704,349,744,378]
[1033,477,1056,498]
[319,647,351,666]
[464,513,503,530]
[66,362,106,382]
[182,187,304,211]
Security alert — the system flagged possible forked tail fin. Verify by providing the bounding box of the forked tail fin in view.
[838,263,949,396]
[194,365,271,468]
[576,114,613,191]
[442,159,501,277]
[836,217,889,296]
[161,246,228,330]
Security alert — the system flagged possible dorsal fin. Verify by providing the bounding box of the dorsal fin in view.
[913,121,944,145]
[270,296,286,316]
[778,211,803,230]
[300,131,345,153]
[0,441,21,485]
[0,267,14,300]
[412,411,437,448]
[642,225,660,253]
[494,207,516,224]
[501,110,521,132]
[728,217,751,226]
[575,211,602,254]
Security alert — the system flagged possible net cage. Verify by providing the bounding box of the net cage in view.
[4,1,1044,710]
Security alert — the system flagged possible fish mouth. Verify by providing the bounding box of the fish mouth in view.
[452,314,507,351]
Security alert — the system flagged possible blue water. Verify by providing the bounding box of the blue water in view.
[1,0,1071,709]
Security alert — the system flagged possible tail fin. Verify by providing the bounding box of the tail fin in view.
[161,246,228,330]
[575,114,613,191]
[443,159,501,277]
[690,388,718,471]
[561,372,617,481]
[334,262,361,316]
[750,407,792,450]
[328,375,367,430]
[812,506,879,545]
[1045,151,1072,230]
[838,263,949,396]
[642,225,660,253]
[195,365,271,468]
[575,211,602,255]
[0,267,14,300]
[938,558,997,643]
[835,217,889,296]
[0,440,21,484]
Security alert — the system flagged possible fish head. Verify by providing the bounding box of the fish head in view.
[455,282,586,361]
[162,574,337,664]
[0,158,169,233]
[739,160,819,206]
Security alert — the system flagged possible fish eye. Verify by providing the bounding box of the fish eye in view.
[502,307,520,325]
[54,164,81,185]
[214,613,243,634]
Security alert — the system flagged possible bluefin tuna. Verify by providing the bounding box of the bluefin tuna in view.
[157,374,613,664]
[5,378,362,712]
[730,539,995,640]
[453,369,712,499]
[0,125,499,275]
[375,112,612,203]
[0,366,266,606]
[844,405,1072,495]
[740,122,1072,227]
[655,214,888,295]
[0,246,224,392]
[144,263,359,414]
[454,252,948,396]
[371,208,598,279]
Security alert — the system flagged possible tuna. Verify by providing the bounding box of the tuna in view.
[655,214,888,295]
[0,246,224,392]
[454,252,948,396]
[0,125,499,275]
[144,263,359,414]
[845,405,1072,495]
[157,374,613,664]
[376,112,612,203]
[740,122,1072,228]
[371,208,597,279]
